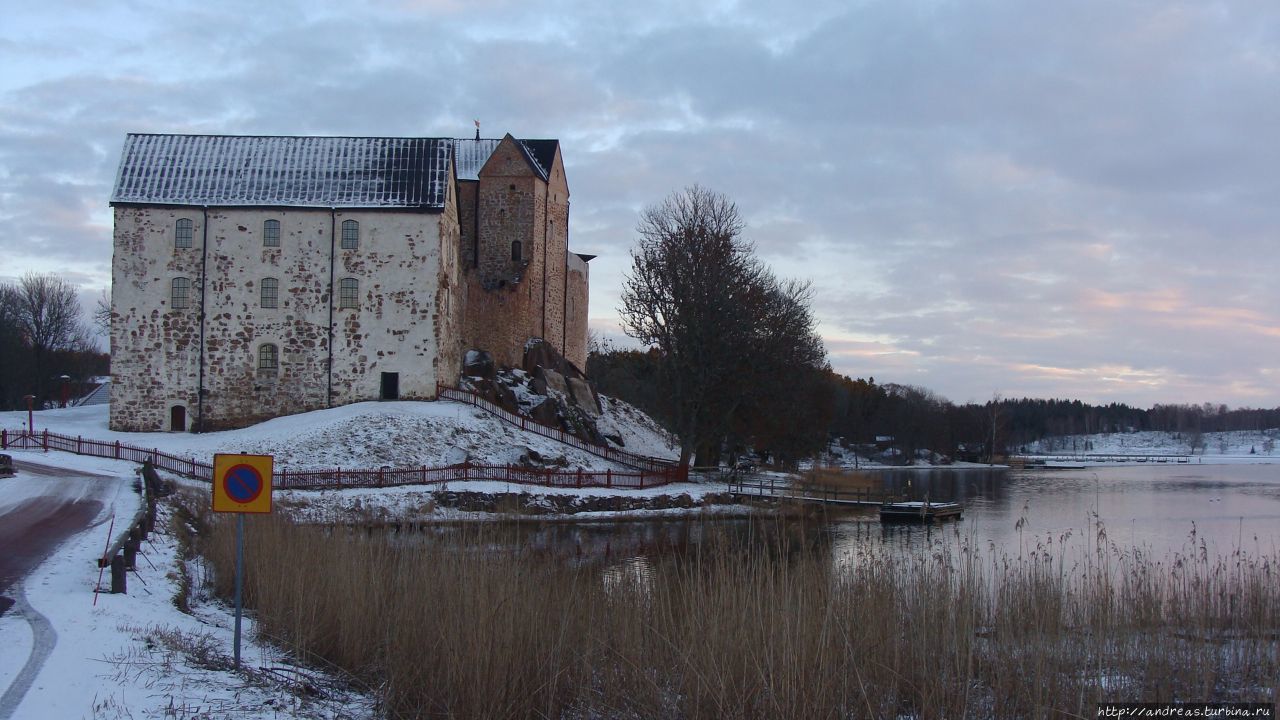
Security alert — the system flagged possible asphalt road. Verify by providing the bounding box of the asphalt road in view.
[0,458,129,720]
[0,461,111,607]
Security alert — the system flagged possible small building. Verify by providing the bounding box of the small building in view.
[109,132,590,432]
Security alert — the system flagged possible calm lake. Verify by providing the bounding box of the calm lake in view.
[493,464,1280,565]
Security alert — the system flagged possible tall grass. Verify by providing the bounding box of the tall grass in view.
[179,493,1279,719]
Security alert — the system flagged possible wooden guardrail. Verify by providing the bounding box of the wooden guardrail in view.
[96,460,164,594]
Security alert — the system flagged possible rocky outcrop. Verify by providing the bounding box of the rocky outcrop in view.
[461,339,609,447]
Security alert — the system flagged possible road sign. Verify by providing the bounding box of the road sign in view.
[212,453,273,514]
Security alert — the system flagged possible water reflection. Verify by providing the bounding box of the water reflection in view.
[398,465,1280,571]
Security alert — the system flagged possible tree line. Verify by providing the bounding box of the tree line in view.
[592,345,1280,464]
[0,273,108,411]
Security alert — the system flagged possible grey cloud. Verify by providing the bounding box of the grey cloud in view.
[4,0,1279,406]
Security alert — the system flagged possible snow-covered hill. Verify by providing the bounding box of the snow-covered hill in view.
[1,396,678,472]
[1025,428,1280,460]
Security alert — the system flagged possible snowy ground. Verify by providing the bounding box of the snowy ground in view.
[0,453,375,720]
[1,399,677,473]
[1025,429,1280,463]
[267,475,735,524]
[1,401,732,525]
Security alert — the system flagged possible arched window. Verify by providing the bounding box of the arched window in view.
[511,240,522,262]
[263,219,280,247]
[260,277,279,308]
[175,218,194,248]
[341,220,359,249]
[171,277,190,309]
[258,343,279,372]
[338,278,358,309]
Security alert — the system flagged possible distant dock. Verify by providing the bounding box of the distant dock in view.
[1009,454,1192,469]
[727,476,962,522]
[879,501,963,523]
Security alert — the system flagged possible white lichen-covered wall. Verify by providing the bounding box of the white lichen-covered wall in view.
[110,199,455,432]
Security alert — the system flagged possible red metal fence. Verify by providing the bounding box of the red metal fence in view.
[1,428,685,491]
[436,384,681,475]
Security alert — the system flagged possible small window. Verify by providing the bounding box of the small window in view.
[258,343,279,372]
[263,219,280,247]
[175,218,193,248]
[341,220,359,250]
[171,277,190,309]
[339,278,358,309]
[511,240,522,262]
[261,277,279,308]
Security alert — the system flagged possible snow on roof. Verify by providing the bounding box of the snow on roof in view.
[452,137,557,182]
[453,138,503,181]
[111,134,452,209]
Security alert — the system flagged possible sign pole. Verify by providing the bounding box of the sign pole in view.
[234,512,244,669]
[211,452,273,671]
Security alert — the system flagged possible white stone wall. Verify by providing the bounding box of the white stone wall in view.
[110,202,451,432]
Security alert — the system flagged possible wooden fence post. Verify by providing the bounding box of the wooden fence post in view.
[114,441,121,459]
[110,554,127,594]
[123,526,141,570]
[1,429,5,449]
[42,429,49,450]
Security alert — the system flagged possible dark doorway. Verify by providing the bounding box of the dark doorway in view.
[170,405,186,432]
[380,372,400,400]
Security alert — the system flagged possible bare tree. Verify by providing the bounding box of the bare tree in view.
[13,273,90,399]
[0,283,27,408]
[94,288,111,337]
[620,185,825,466]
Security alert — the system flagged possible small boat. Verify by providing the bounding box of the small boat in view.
[880,501,963,523]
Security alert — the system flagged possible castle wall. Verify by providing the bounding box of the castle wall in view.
[461,138,584,370]
[434,176,464,391]
[110,204,449,432]
[456,180,479,270]
[564,253,590,371]
[541,149,571,360]
[110,206,207,432]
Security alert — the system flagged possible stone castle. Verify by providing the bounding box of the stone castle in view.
[108,132,590,432]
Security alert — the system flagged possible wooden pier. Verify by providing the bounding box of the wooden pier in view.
[879,501,963,523]
[728,476,901,507]
[728,476,965,523]
[1011,453,1192,468]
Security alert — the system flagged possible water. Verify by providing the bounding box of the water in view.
[859,465,1280,560]
[458,465,1280,564]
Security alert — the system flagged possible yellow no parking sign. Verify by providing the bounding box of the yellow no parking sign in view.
[211,452,273,669]
[212,453,274,514]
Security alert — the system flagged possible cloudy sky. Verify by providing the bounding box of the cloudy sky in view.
[3,0,1278,407]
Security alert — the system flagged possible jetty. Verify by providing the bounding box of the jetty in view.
[879,501,963,522]
[1008,454,1192,469]
[727,475,963,522]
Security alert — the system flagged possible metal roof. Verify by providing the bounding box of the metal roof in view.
[111,134,452,209]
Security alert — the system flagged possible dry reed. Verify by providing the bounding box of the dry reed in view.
[177,492,1280,719]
